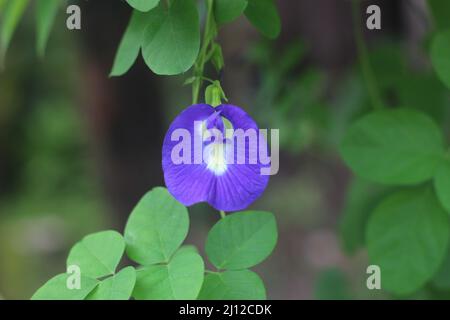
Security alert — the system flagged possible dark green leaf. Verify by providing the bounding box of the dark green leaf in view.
[314,268,350,300]
[124,187,189,265]
[0,0,29,65]
[434,160,450,212]
[244,0,281,39]
[126,0,160,12]
[431,248,450,291]
[206,211,277,270]
[142,0,200,75]
[428,0,450,30]
[36,0,59,57]
[198,270,266,300]
[340,108,445,185]
[132,248,204,300]
[110,10,152,77]
[366,186,449,295]
[431,30,450,89]
[339,178,391,254]
[31,273,98,300]
[67,230,125,278]
[214,0,247,25]
[86,267,136,300]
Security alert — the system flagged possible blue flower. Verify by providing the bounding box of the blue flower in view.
[162,104,270,211]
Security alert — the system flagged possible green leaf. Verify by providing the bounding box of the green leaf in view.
[366,186,449,295]
[314,268,350,300]
[431,30,450,89]
[198,270,266,300]
[67,230,125,278]
[431,248,450,291]
[31,273,98,300]
[126,0,159,12]
[110,10,152,77]
[124,187,189,265]
[0,0,29,66]
[0,0,8,12]
[142,0,200,75]
[340,108,445,185]
[434,160,450,212]
[211,43,224,72]
[339,178,391,254]
[214,0,248,25]
[206,211,277,270]
[36,0,59,57]
[244,0,281,39]
[428,0,450,30]
[86,267,136,300]
[132,248,204,300]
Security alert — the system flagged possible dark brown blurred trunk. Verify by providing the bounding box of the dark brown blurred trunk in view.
[78,0,165,227]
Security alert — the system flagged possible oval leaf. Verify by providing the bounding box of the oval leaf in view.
[340,108,445,185]
[206,211,277,270]
[431,30,450,89]
[366,186,449,295]
[132,248,204,300]
[86,267,136,300]
[244,0,281,39]
[434,160,450,212]
[339,177,391,255]
[67,230,125,278]
[142,0,200,75]
[110,10,152,77]
[31,273,98,300]
[126,0,159,12]
[198,270,266,300]
[215,0,248,25]
[124,187,189,265]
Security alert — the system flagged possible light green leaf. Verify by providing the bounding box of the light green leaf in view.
[36,0,59,57]
[198,270,266,300]
[339,178,391,254]
[211,43,224,72]
[244,0,280,39]
[124,187,189,265]
[126,0,159,12]
[214,0,248,25]
[366,186,449,295]
[132,248,204,300]
[431,30,450,89]
[110,10,152,77]
[340,108,445,185]
[0,0,29,65]
[31,273,98,300]
[67,230,125,278]
[86,267,136,300]
[206,211,277,270]
[142,0,200,75]
[434,160,450,212]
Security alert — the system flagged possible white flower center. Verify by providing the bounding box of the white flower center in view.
[204,142,227,175]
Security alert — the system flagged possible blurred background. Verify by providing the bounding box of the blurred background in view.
[1,0,449,299]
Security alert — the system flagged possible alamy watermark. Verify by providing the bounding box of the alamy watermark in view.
[170,121,279,176]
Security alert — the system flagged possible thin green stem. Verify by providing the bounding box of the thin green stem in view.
[219,210,226,219]
[192,0,216,104]
[351,0,383,110]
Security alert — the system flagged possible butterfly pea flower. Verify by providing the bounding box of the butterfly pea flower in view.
[162,104,270,211]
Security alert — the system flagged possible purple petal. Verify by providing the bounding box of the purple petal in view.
[162,104,270,211]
